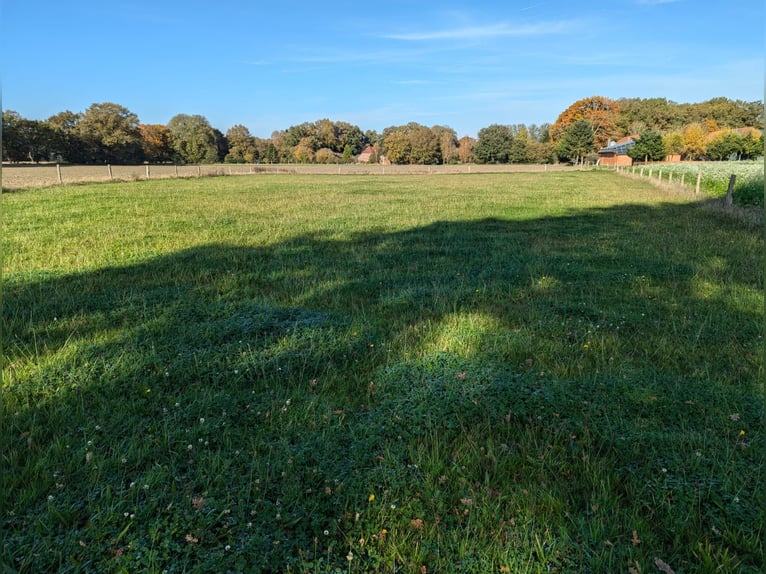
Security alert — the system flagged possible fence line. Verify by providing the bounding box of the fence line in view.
[1,162,577,190]
[611,164,706,196]
[609,165,764,230]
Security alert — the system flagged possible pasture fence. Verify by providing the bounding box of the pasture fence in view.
[610,163,763,227]
[613,163,724,197]
[1,162,578,190]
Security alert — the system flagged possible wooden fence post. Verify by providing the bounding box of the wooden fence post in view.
[56,163,63,184]
[146,164,150,179]
[175,164,179,178]
[695,171,701,194]
[725,174,736,207]
[107,164,113,180]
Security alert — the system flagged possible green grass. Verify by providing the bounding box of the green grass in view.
[2,172,763,573]
[643,160,764,206]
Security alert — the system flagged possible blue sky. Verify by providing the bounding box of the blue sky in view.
[2,0,763,138]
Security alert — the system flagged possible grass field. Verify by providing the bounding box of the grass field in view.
[1,172,763,572]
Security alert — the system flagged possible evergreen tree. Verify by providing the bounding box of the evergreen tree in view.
[627,131,666,162]
[556,120,594,164]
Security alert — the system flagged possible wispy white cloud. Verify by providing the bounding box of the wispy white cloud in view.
[633,0,684,4]
[519,3,546,11]
[382,20,580,41]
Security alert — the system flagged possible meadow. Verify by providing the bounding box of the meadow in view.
[623,160,764,207]
[1,172,763,573]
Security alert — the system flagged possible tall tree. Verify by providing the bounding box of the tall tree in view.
[382,131,411,164]
[432,125,459,164]
[2,111,59,162]
[556,119,594,165]
[47,111,89,163]
[409,125,441,164]
[473,124,514,164]
[526,139,556,164]
[507,127,529,163]
[224,124,257,163]
[335,121,367,155]
[139,124,174,163]
[457,136,475,163]
[78,102,143,163]
[2,110,26,161]
[213,129,228,163]
[292,137,315,163]
[617,97,679,133]
[315,148,339,164]
[315,119,338,151]
[681,123,706,160]
[167,114,219,164]
[663,131,684,157]
[551,96,619,150]
[705,132,743,161]
[527,123,551,143]
[627,131,666,162]
[262,140,279,163]
[740,132,764,159]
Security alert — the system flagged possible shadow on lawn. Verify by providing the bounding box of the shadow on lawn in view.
[2,201,763,570]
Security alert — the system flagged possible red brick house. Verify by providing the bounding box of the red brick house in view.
[597,135,637,166]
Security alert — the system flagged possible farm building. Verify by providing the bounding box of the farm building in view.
[357,145,376,163]
[597,135,637,166]
[357,145,390,164]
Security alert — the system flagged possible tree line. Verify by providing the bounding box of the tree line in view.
[2,97,762,166]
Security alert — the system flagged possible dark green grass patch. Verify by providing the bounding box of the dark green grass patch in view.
[2,173,763,572]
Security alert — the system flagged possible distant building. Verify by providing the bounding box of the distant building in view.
[357,145,390,165]
[597,135,637,166]
[357,145,376,163]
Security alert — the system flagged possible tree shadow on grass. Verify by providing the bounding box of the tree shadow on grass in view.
[2,202,763,571]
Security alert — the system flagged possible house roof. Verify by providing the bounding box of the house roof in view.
[599,135,638,155]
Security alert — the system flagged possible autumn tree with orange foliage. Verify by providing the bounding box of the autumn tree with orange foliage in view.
[551,96,620,151]
[138,124,174,163]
